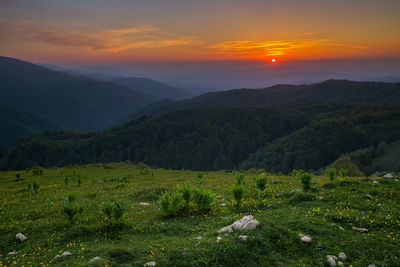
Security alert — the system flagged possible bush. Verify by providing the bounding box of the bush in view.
[232,184,244,206]
[326,168,337,182]
[159,191,185,216]
[32,166,43,175]
[339,168,347,178]
[197,173,205,187]
[327,156,364,177]
[234,171,245,185]
[299,172,312,191]
[254,173,268,191]
[101,199,128,225]
[33,182,40,193]
[63,194,84,223]
[192,187,215,211]
[16,173,21,181]
[178,184,192,207]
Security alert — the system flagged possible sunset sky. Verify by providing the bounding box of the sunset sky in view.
[1,0,399,64]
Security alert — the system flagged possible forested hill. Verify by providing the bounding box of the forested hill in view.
[1,102,399,173]
[129,80,400,120]
[0,56,156,130]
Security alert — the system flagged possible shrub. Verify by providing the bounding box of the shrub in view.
[178,184,192,207]
[101,199,128,225]
[327,156,364,177]
[64,177,68,186]
[197,173,205,187]
[16,173,21,181]
[291,169,304,177]
[326,168,337,182]
[339,168,347,178]
[63,194,84,223]
[159,191,185,216]
[254,173,268,191]
[32,166,43,175]
[33,182,40,193]
[232,184,244,206]
[299,172,312,191]
[234,171,245,185]
[78,179,81,187]
[192,187,215,211]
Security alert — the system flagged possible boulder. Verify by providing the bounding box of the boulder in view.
[89,257,103,263]
[238,235,249,241]
[145,262,156,266]
[384,173,393,178]
[338,252,346,260]
[367,264,376,267]
[217,215,260,233]
[216,236,222,241]
[54,251,72,260]
[352,227,368,233]
[327,255,338,266]
[15,233,27,241]
[299,234,312,243]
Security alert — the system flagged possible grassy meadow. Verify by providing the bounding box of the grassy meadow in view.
[0,163,399,266]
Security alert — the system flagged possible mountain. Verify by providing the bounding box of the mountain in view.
[0,106,64,148]
[3,101,399,173]
[0,56,156,130]
[112,77,193,100]
[129,80,400,119]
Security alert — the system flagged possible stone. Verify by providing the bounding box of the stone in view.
[221,203,226,206]
[216,236,222,241]
[54,251,72,260]
[290,189,303,193]
[8,252,18,256]
[338,226,344,231]
[338,261,344,266]
[12,261,17,265]
[366,194,372,200]
[367,264,376,267]
[139,202,150,206]
[338,252,346,260]
[384,173,393,178]
[352,227,368,233]
[194,236,202,240]
[217,215,260,233]
[395,179,399,182]
[300,234,312,243]
[89,257,103,263]
[181,251,188,257]
[318,196,323,200]
[327,255,338,266]
[15,233,27,241]
[373,180,379,185]
[238,235,249,241]
[145,262,156,266]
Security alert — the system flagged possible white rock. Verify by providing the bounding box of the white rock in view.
[15,233,27,241]
[395,179,399,182]
[327,255,338,266]
[216,236,222,241]
[318,196,323,200]
[217,215,260,233]
[12,262,17,265]
[384,173,393,178]
[194,236,202,240]
[8,251,18,255]
[89,257,103,263]
[145,262,156,266]
[238,235,248,241]
[290,189,303,193]
[338,226,344,231]
[367,264,376,267]
[300,234,312,243]
[338,252,346,260]
[373,180,379,185]
[221,203,226,206]
[366,194,372,199]
[54,251,72,260]
[352,227,368,233]
[338,261,344,266]
[139,202,150,206]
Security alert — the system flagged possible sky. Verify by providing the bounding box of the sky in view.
[1,0,400,89]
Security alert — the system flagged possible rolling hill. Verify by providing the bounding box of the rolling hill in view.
[0,56,156,130]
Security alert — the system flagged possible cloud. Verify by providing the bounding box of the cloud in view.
[7,20,202,53]
[209,40,321,56]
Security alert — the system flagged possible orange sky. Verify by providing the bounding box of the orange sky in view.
[0,0,399,63]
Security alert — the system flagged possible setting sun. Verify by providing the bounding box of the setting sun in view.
[271,58,276,63]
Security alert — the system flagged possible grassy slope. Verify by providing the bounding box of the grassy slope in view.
[372,139,400,172]
[0,163,399,266]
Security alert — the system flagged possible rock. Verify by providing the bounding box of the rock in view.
[15,233,27,241]
[366,194,372,200]
[338,226,344,231]
[395,179,399,182]
[217,215,260,233]
[338,252,346,260]
[367,264,376,267]
[238,235,248,241]
[384,173,393,178]
[54,251,72,260]
[145,262,156,266]
[216,236,222,241]
[8,251,18,256]
[352,227,368,233]
[194,236,202,240]
[290,189,303,193]
[318,196,323,200]
[327,255,338,266]
[139,202,150,206]
[89,257,103,263]
[338,261,344,266]
[181,251,188,257]
[12,261,17,265]
[221,203,226,206]
[373,180,379,185]
[299,234,312,243]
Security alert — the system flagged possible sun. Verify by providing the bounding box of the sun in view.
[271,58,277,63]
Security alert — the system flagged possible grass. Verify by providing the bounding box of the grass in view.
[0,162,399,266]
[373,139,400,172]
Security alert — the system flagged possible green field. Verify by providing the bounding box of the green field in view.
[373,139,400,172]
[1,163,399,266]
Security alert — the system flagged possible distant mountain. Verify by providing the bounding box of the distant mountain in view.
[129,80,400,119]
[112,77,193,100]
[0,56,156,130]
[0,106,64,148]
